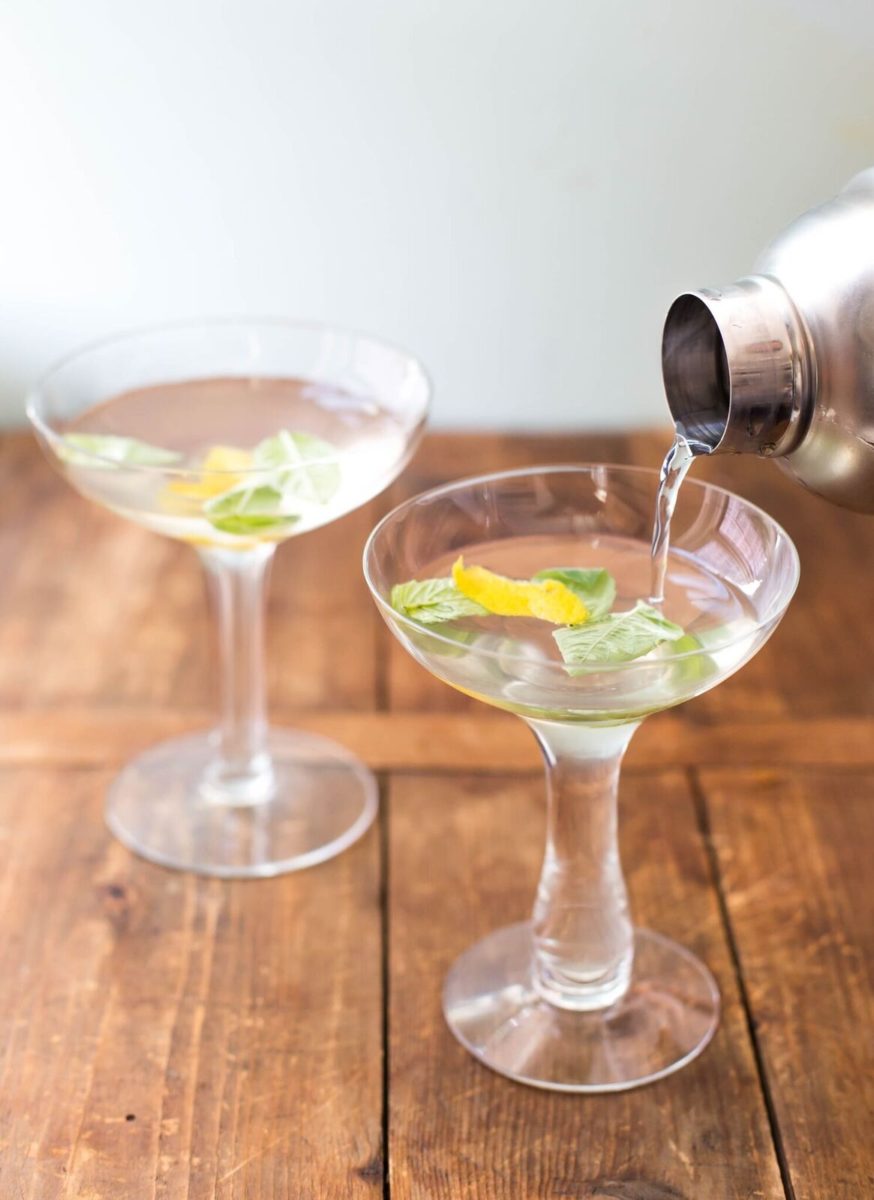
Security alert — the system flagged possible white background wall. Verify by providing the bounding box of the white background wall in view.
[2,0,874,430]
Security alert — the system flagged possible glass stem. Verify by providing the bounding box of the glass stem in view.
[526,718,640,1011]
[198,545,276,805]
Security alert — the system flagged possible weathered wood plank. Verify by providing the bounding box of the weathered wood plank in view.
[702,767,874,1200]
[0,767,383,1199]
[388,770,785,1200]
[0,424,871,1196]
[1,709,873,772]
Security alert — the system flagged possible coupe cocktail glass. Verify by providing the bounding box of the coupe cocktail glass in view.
[364,465,798,1091]
[28,319,429,877]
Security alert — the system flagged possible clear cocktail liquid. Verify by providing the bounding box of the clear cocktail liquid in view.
[65,376,412,545]
[413,526,757,719]
[649,434,702,606]
[405,435,758,719]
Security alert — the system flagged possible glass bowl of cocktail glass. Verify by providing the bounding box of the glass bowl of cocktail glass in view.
[27,318,429,877]
[364,465,799,1091]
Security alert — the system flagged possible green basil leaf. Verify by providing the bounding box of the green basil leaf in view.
[390,577,488,624]
[60,433,182,468]
[253,430,341,504]
[204,483,298,535]
[554,601,685,666]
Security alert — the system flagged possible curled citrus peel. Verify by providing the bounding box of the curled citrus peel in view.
[164,445,254,504]
[451,557,589,625]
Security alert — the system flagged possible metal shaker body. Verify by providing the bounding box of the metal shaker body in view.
[662,169,874,512]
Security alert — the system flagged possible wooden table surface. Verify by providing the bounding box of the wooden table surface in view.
[0,429,872,1200]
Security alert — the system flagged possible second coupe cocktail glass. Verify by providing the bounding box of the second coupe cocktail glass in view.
[365,465,798,1091]
[29,319,429,877]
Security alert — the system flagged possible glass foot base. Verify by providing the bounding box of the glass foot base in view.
[443,923,719,1092]
[105,728,378,877]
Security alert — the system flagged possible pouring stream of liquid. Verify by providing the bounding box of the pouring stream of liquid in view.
[649,435,705,606]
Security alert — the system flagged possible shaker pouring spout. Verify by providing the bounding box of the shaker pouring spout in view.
[661,277,812,459]
[661,168,874,512]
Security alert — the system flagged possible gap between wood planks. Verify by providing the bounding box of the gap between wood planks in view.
[687,767,797,1200]
[1,709,873,771]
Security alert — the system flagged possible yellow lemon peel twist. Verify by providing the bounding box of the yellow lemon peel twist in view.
[163,445,255,507]
[452,557,589,625]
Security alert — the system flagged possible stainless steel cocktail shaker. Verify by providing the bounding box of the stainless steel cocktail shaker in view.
[662,169,874,512]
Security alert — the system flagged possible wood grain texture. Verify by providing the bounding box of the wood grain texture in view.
[0,767,382,1199]
[0,437,387,1198]
[1,709,873,772]
[0,429,872,1197]
[702,768,874,1200]
[387,770,784,1200]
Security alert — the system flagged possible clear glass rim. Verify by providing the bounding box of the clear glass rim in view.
[25,314,432,478]
[363,462,801,674]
